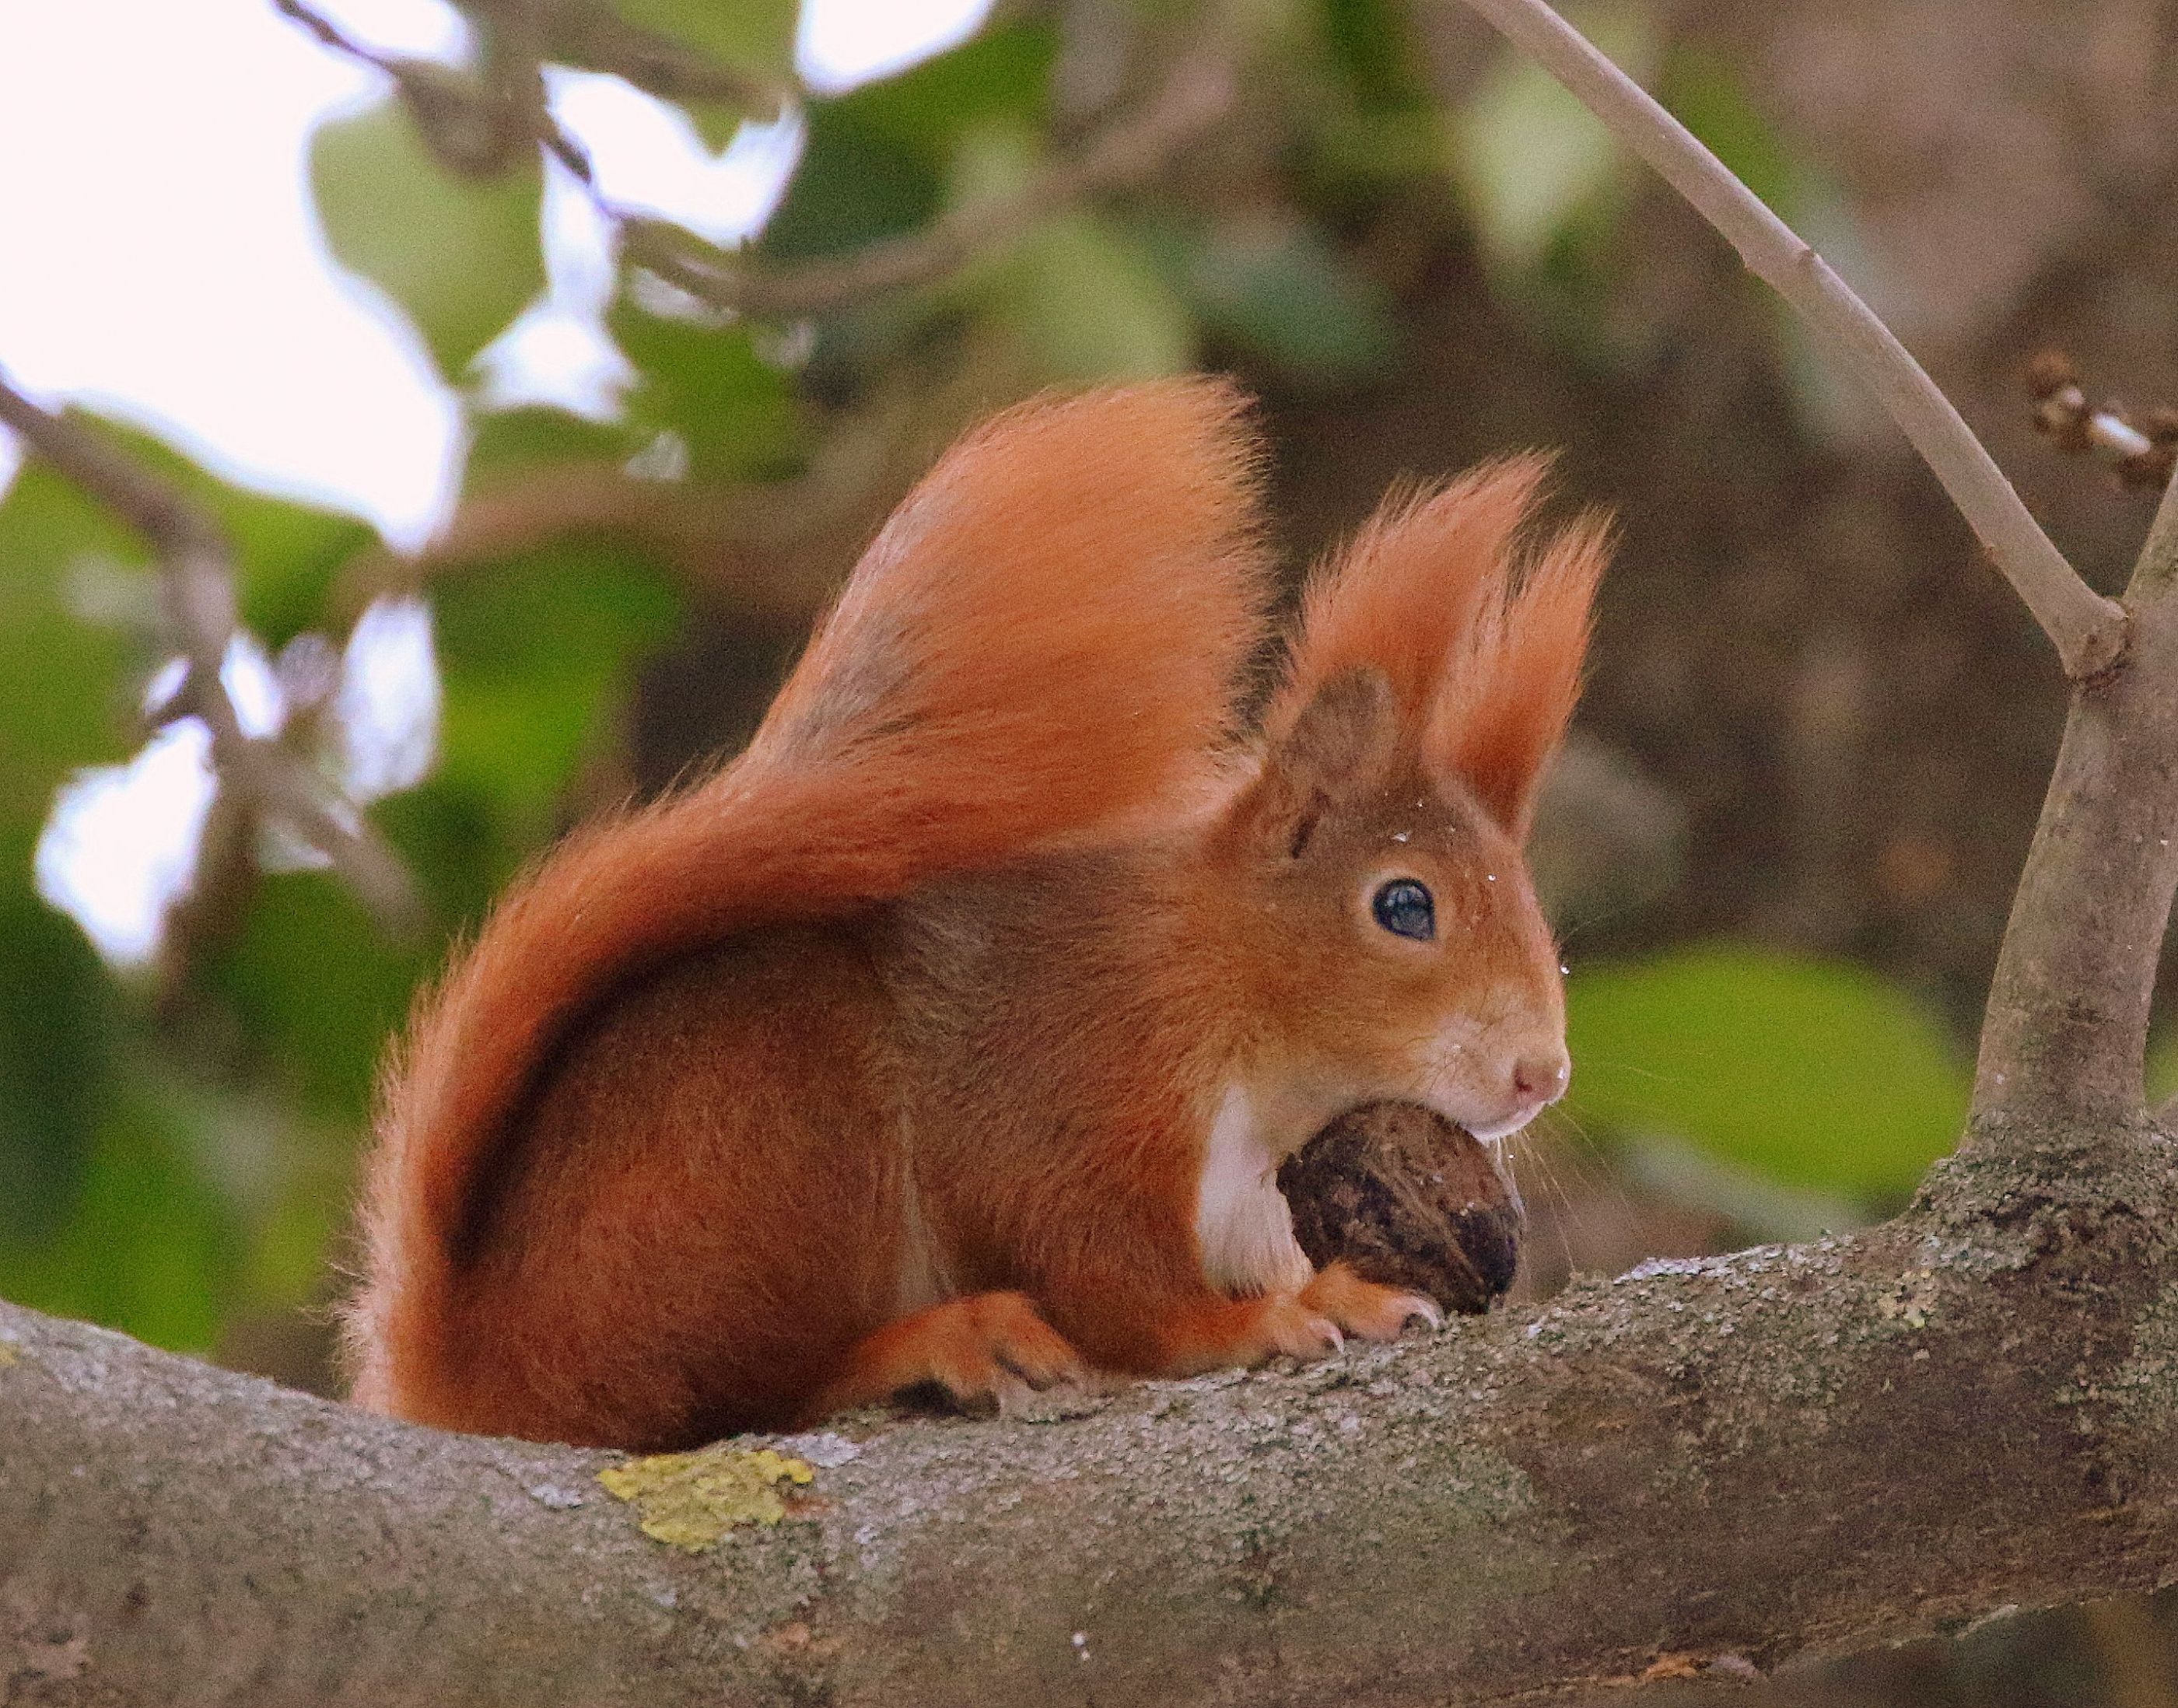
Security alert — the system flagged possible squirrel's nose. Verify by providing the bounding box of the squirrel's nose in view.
[1511,1051,1570,1105]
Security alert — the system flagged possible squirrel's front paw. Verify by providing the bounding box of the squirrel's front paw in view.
[1301,1261,1443,1342]
[1250,1294,1346,1361]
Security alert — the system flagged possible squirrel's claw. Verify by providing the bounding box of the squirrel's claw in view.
[1246,1297,1344,1361]
[1301,1262,1444,1342]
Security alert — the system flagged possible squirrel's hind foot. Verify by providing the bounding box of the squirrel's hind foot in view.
[808,1291,1090,1422]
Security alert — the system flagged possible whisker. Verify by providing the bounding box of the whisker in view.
[1562,1052,1683,1085]
[1552,897,1648,947]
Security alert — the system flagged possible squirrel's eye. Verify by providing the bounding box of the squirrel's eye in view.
[1371,878,1436,941]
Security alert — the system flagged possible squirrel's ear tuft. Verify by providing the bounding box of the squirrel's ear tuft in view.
[1427,509,1609,840]
[1236,666,1399,857]
[1266,457,1549,740]
[1263,454,1606,845]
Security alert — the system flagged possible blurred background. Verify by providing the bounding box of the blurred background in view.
[2,0,2175,1697]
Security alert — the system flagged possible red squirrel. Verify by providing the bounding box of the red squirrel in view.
[345,379,1605,1450]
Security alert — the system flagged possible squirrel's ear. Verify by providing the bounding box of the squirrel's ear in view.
[1234,666,1399,857]
[1266,457,1546,738]
[1427,509,1608,840]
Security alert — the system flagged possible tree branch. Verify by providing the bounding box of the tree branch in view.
[1444,0,2129,682]
[274,0,540,177]
[0,373,422,934]
[1970,459,2178,1136]
[613,30,1238,320]
[325,459,844,625]
[2131,460,2178,597]
[520,1,788,120]
[5,1145,2174,1706]
[324,382,949,625]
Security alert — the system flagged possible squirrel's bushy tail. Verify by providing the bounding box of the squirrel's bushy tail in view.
[348,380,1269,1409]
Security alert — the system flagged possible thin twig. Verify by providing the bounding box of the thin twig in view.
[326,460,842,625]
[327,372,947,628]
[522,3,788,121]
[276,0,1236,325]
[275,0,537,176]
[2028,350,2178,492]
[1447,0,2130,681]
[615,31,1238,319]
[0,373,422,933]
[271,0,394,70]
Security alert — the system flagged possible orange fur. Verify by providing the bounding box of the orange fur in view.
[1269,458,1548,733]
[1270,457,1606,837]
[1430,509,1610,837]
[345,383,1605,1450]
[348,380,1269,1426]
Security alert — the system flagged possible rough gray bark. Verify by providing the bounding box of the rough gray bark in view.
[1974,471,2178,1132]
[4,1129,2176,1707]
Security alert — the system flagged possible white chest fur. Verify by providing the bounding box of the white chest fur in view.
[1194,1083,1315,1297]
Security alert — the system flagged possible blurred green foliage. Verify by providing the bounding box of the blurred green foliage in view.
[1448,0,1656,273]
[2143,1027,2178,1108]
[616,0,798,99]
[312,102,547,371]
[0,0,1971,1372]
[1567,946,1970,1212]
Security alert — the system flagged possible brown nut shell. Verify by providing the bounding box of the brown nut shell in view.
[1276,1101,1522,1314]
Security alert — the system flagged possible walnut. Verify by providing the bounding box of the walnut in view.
[1278,1101,1521,1315]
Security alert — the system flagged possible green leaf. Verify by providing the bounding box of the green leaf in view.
[0,895,118,1243]
[467,405,645,479]
[205,873,431,1123]
[1320,0,1430,109]
[1448,0,1657,272]
[311,97,544,373]
[0,1067,239,1353]
[429,540,683,870]
[1309,106,1453,191]
[760,104,944,266]
[1565,944,1970,1203]
[244,1185,340,1311]
[216,488,377,645]
[0,463,139,834]
[2146,1027,2178,1107]
[1,418,375,653]
[0,459,151,1251]
[761,22,1055,267]
[610,0,797,92]
[607,311,804,481]
[825,20,1054,157]
[1161,218,1397,381]
[110,425,375,644]
[993,214,1197,383]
